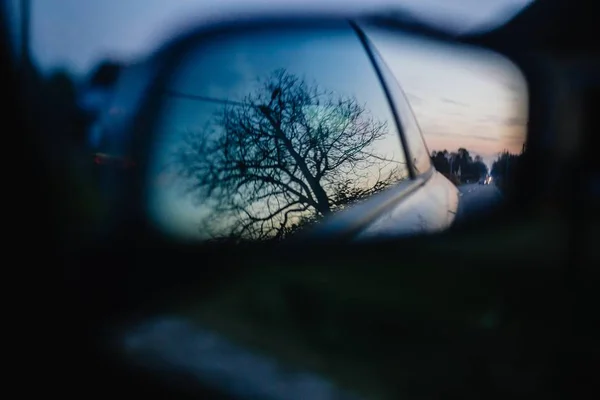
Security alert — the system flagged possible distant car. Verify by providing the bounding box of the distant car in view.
[479,176,492,185]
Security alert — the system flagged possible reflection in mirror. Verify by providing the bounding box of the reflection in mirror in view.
[148,24,409,242]
[364,25,528,200]
[146,22,528,243]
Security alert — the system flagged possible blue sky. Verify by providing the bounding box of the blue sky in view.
[4,0,532,76]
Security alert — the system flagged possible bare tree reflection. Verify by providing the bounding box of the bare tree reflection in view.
[173,69,406,241]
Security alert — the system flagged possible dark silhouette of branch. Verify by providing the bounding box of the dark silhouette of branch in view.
[172,69,407,241]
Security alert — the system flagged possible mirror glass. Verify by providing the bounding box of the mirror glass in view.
[145,22,528,243]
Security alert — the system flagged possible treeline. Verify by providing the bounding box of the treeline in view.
[491,150,524,195]
[430,148,488,185]
[430,146,526,191]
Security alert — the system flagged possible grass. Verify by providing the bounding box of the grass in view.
[163,212,572,399]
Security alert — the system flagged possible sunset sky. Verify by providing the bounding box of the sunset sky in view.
[365,27,528,167]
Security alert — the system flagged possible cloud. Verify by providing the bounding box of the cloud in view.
[502,116,527,127]
[421,131,454,138]
[405,92,424,105]
[441,98,468,107]
[468,135,499,142]
[506,135,526,145]
[480,115,527,127]
[505,133,526,140]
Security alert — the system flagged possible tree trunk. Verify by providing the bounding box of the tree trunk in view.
[260,108,332,215]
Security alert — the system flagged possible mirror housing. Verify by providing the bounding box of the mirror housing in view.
[92,14,532,245]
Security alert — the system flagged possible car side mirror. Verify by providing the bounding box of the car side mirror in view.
[95,17,528,245]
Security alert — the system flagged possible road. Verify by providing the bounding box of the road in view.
[124,318,362,400]
[455,182,503,223]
